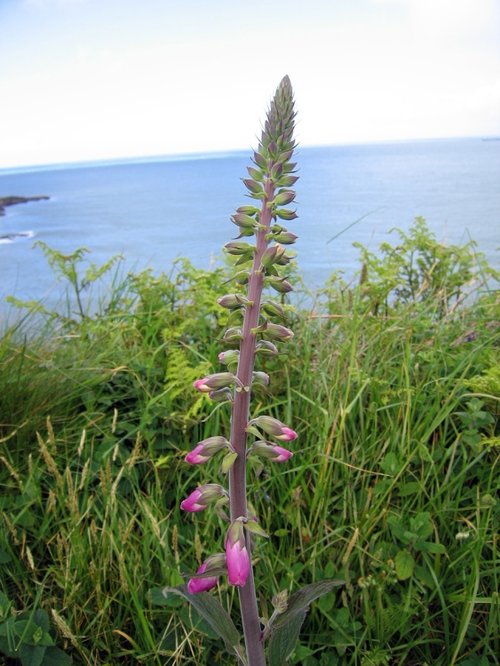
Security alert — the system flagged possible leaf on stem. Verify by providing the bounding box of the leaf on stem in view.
[160,585,243,654]
[265,580,344,664]
[268,609,307,666]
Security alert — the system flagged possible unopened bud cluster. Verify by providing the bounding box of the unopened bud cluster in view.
[179,76,299,595]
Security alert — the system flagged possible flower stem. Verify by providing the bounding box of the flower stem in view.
[229,180,274,665]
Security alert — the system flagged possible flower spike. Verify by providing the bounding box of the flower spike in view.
[178,77,302,664]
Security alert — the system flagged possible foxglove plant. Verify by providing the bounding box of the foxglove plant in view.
[160,77,342,666]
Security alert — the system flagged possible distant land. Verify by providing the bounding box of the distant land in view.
[0,195,50,216]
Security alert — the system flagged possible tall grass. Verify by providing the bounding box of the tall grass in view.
[0,222,498,665]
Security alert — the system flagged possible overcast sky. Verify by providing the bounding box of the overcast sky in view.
[1,0,499,168]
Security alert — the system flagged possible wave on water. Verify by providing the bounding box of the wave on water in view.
[0,230,35,244]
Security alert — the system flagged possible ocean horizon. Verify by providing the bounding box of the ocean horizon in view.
[1,137,499,317]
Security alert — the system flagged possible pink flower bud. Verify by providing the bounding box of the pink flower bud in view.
[185,436,229,465]
[273,446,294,461]
[218,349,240,365]
[225,520,250,587]
[187,561,218,594]
[180,484,226,512]
[187,553,226,594]
[249,415,298,441]
[251,440,293,462]
[193,372,236,392]
[276,427,298,441]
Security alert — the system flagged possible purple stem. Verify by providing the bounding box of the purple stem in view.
[229,179,274,666]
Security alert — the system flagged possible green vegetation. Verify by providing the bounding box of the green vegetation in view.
[0,219,498,665]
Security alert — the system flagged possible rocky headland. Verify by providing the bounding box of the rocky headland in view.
[0,195,50,216]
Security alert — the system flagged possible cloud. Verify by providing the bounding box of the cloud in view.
[370,0,499,41]
[23,0,86,7]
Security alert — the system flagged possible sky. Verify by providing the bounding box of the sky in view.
[1,0,499,168]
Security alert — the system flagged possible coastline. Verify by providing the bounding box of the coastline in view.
[0,195,49,216]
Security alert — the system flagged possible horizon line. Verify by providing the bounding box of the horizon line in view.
[1,134,498,176]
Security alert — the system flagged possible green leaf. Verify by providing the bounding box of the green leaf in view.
[419,541,446,555]
[41,646,73,665]
[395,550,415,580]
[0,592,11,620]
[410,512,433,539]
[398,482,421,497]
[380,451,400,475]
[271,580,344,632]
[161,586,242,654]
[149,587,183,607]
[0,548,12,564]
[19,643,47,666]
[221,451,238,473]
[268,609,307,666]
[245,520,269,538]
[32,611,50,634]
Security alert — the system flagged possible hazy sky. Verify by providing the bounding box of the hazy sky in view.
[1,0,499,168]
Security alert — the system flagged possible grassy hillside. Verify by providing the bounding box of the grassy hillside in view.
[0,220,498,665]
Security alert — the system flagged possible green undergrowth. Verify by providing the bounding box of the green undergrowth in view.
[0,220,499,665]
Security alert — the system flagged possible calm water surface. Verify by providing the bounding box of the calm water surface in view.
[0,139,499,316]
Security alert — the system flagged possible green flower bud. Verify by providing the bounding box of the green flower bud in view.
[273,190,296,206]
[261,244,286,269]
[267,276,293,293]
[282,163,297,174]
[193,373,236,392]
[261,300,286,319]
[252,371,270,387]
[265,323,294,341]
[247,166,263,182]
[278,150,295,164]
[217,294,253,309]
[256,340,279,356]
[218,349,240,366]
[275,250,295,266]
[253,151,267,169]
[224,241,256,256]
[273,231,298,245]
[236,205,260,216]
[232,270,250,285]
[271,163,283,181]
[232,213,259,230]
[276,175,299,187]
[275,208,298,221]
[209,387,234,403]
[223,327,243,342]
[243,178,263,195]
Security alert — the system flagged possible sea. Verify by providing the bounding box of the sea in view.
[0,138,499,318]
